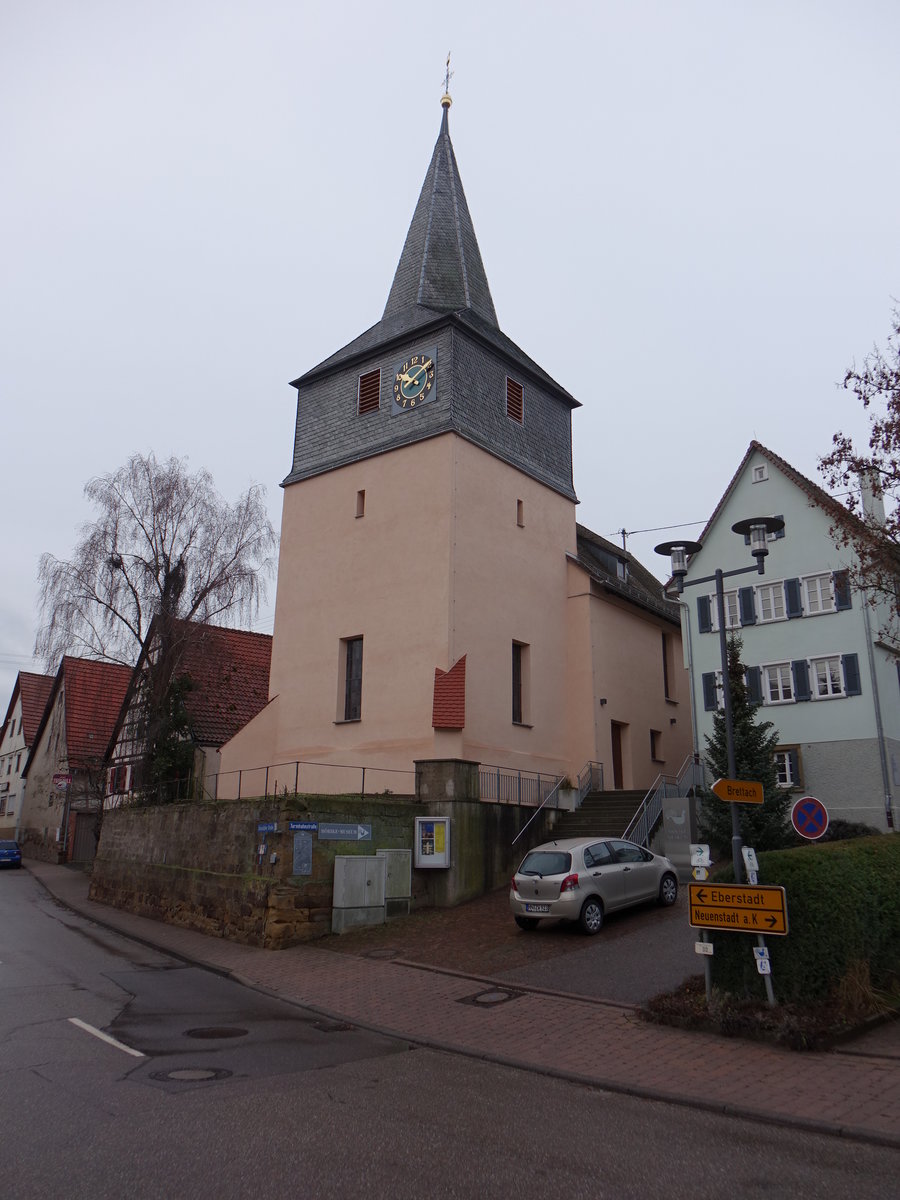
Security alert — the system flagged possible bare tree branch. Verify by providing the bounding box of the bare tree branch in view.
[34,452,279,668]
[819,310,900,636]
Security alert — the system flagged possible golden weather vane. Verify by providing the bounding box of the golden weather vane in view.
[441,51,453,106]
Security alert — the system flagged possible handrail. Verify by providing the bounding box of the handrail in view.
[623,754,704,848]
[478,764,562,808]
[512,775,565,846]
[577,761,604,803]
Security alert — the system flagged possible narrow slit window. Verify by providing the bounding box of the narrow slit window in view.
[516,499,524,527]
[506,377,524,423]
[358,369,381,415]
[343,637,363,721]
[356,489,366,518]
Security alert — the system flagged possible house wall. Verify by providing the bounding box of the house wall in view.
[19,688,70,860]
[221,432,582,790]
[585,587,692,790]
[683,448,897,831]
[0,694,26,837]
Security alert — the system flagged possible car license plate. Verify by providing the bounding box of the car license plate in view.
[525,903,550,914]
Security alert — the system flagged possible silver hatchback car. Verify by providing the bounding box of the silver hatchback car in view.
[510,837,678,934]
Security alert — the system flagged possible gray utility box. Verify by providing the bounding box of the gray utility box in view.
[332,855,387,934]
[376,848,412,919]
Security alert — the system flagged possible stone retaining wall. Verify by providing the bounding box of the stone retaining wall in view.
[89,793,558,949]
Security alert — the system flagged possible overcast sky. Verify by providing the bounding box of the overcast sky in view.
[3,0,899,704]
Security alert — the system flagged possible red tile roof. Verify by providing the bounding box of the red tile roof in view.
[2,671,55,746]
[433,655,466,730]
[172,622,273,747]
[62,658,134,768]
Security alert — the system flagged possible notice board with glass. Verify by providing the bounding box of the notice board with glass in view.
[414,816,451,869]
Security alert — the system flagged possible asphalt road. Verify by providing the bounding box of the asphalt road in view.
[3,871,897,1199]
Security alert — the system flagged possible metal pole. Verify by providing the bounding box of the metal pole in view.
[714,568,743,882]
[294,761,299,795]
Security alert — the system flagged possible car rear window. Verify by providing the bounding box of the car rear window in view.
[518,851,571,877]
[0,841,18,850]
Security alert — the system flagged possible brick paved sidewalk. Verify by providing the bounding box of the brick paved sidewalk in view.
[27,862,900,1148]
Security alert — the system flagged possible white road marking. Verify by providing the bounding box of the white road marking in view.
[68,1017,145,1058]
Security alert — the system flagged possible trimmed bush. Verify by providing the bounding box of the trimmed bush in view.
[709,835,900,1003]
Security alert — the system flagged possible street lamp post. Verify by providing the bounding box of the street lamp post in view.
[655,516,784,882]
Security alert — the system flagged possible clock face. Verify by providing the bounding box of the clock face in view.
[392,347,437,414]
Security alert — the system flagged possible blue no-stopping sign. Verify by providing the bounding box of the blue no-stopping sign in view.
[791,796,829,841]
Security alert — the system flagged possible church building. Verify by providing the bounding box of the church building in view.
[219,95,692,801]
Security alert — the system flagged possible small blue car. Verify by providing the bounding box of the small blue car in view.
[0,840,22,868]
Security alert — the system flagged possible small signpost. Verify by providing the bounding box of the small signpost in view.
[791,795,829,841]
[710,777,764,805]
[688,882,789,935]
[753,946,771,975]
[318,822,372,842]
[742,845,759,885]
[53,773,72,791]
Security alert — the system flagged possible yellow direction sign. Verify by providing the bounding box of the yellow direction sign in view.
[689,883,789,936]
[711,777,764,805]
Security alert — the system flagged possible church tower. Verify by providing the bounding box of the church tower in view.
[222,96,586,794]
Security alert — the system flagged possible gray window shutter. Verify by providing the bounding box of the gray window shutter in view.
[702,672,718,711]
[785,578,803,619]
[833,570,852,611]
[746,665,762,705]
[842,653,861,696]
[773,514,785,540]
[697,595,712,633]
[792,659,811,701]
[739,587,757,626]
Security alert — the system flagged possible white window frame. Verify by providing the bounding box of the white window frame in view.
[803,573,835,616]
[774,750,798,788]
[762,662,793,705]
[709,589,739,631]
[811,655,843,699]
[756,582,786,624]
[752,464,768,483]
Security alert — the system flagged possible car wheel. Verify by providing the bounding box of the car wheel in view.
[658,873,678,906]
[579,897,603,935]
[515,916,539,931]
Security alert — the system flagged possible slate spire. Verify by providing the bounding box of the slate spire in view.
[383,96,498,327]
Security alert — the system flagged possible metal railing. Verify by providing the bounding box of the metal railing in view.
[577,760,604,803]
[205,759,415,801]
[478,764,563,808]
[623,754,705,848]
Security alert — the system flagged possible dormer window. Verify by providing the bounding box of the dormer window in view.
[506,377,524,423]
[358,369,381,416]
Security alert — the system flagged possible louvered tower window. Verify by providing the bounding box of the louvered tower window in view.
[506,377,524,423]
[358,369,381,415]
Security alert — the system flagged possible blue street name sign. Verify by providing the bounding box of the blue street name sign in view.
[257,822,277,833]
[289,821,318,832]
[318,822,372,842]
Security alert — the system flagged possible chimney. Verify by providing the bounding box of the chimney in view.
[859,470,886,525]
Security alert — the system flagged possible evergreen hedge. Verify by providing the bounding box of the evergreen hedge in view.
[708,835,900,1002]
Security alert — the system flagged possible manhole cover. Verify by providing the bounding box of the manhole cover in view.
[184,1026,248,1039]
[458,988,522,1007]
[150,1068,233,1082]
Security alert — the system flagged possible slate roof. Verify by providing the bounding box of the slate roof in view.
[292,104,578,409]
[2,671,54,746]
[383,102,497,326]
[574,524,681,625]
